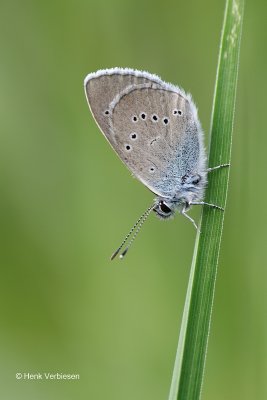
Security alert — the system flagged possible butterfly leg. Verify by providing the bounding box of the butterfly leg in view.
[200,164,228,210]
[207,163,230,172]
[181,207,198,230]
[190,201,224,211]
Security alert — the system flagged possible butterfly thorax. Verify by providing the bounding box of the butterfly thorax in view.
[153,171,207,219]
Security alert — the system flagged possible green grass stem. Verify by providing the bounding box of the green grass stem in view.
[168,0,244,399]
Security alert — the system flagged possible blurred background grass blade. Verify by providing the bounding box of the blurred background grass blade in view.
[168,0,244,399]
[2,0,266,398]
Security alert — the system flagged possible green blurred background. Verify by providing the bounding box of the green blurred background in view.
[0,0,266,399]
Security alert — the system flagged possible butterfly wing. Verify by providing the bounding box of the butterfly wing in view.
[84,69,203,198]
[84,68,164,141]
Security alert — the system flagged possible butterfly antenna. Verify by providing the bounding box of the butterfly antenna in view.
[110,204,154,260]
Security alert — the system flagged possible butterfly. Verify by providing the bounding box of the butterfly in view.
[84,68,228,259]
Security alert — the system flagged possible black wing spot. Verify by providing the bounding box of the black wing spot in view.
[173,109,182,116]
[150,138,157,145]
[104,110,110,115]
[140,112,147,120]
[125,144,132,151]
[151,114,159,122]
[130,132,137,140]
[132,115,138,122]
[163,117,169,125]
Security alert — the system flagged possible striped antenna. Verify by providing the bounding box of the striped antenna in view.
[110,203,154,260]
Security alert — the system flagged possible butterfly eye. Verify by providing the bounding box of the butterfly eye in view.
[159,201,172,214]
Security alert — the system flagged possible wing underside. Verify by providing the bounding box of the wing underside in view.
[84,69,201,197]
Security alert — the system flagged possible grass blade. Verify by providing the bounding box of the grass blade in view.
[168,0,244,399]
